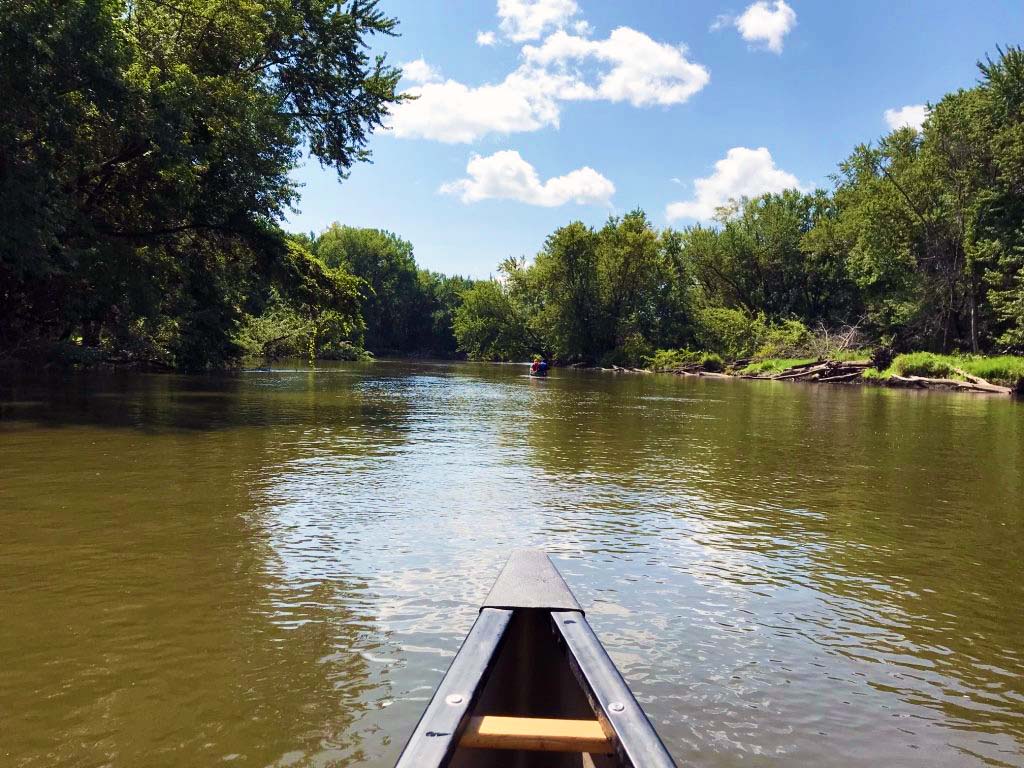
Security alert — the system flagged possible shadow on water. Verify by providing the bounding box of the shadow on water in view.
[0,420,386,767]
[0,364,415,434]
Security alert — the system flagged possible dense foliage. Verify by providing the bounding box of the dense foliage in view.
[4,15,1024,374]
[1,0,401,369]
[312,224,474,356]
[453,47,1024,365]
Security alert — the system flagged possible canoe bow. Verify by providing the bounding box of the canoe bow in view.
[394,550,677,768]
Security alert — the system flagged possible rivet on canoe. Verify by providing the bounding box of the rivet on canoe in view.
[445,694,464,705]
[609,702,625,713]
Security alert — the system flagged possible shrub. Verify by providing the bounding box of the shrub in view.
[740,357,817,376]
[645,348,723,372]
[700,353,725,372]
[755,319,811,359]
[888,352,958,378]
[235,304,310,363]
[861,366,886,381]
[693,308,769,360]
[619,332,653,368]
[645,348,701,370]
[319,342,372,361]
[643,348,724,372]
[695,309,817,362]
[806,323,869,360]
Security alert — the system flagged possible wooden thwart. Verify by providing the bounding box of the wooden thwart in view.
[461,715,613,754]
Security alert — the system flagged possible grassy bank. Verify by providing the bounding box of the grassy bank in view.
[647,347,1024,394]
[739,358,817,376]
[861,352,1024,388]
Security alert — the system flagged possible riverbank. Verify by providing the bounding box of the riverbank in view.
[645,351,1024,396]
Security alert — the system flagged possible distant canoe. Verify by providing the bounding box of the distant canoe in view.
[394,550,677,767]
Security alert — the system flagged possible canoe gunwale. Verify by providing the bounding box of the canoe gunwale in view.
[394,608,513,768]
[553,611,677,767]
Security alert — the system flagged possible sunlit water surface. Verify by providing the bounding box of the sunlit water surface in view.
[1,361,1022,767]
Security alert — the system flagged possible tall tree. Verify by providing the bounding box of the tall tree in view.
[529,222,601,360]
[0,0,402,368]
[452,279,532,361]
[975,47,1024,350]
[315,225,420,352]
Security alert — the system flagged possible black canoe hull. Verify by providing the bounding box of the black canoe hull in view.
[394,551,677,768]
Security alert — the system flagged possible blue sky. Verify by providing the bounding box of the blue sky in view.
[285,0,1024,278]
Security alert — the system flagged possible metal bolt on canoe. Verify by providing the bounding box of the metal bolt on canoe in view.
[395,550,678,768]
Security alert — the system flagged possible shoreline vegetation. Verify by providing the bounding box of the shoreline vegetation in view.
[636,350,1024,396]
[3,2,1024,395]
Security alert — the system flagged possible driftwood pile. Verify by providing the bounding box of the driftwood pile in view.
[747,359,1014,395]
[590,355,1019,396]
[604,364,652,374]
[745,359,870,384]
[665,362,730,378]
[667,362,712,375]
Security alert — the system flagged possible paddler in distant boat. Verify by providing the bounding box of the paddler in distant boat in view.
[530,356,549,376]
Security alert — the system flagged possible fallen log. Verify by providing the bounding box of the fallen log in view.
[782,359,827,371]
[950,367,1014,392]
[667,362,704,374]
[775,363,831,380]
[952,367,992,387]
[824,366,869,378]
[886,375,1012,395]
[775,360,870,381]
[818,371,865,383]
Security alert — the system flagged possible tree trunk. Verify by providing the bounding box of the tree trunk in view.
[81,320,101,347]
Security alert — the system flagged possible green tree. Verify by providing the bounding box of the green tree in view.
[974,47,1024,350]
[315,225,420,352]
[415,271,478,355]
[594,210,662,358]
[0,0,402,368]
[684,190,858,325]
[649,227,699,350]
[525,222,601,360]
[452,279,533,361]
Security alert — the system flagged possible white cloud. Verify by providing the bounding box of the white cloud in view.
[388,70,566,143]
[735,0,796,53]
[522,27,710,107]
[440,150,615,207]
[389,27,709,142]
[497,0,580,42]
[665,147,801,222]
[476,30,497,46]
[572,19,593,36]
[401,58,442,84]
[884,104,929,132]
[709,14,732,32]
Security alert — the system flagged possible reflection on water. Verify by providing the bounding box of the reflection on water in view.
[1,362,1022,767]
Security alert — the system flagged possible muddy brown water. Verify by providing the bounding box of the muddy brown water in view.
[1,361,1022,767]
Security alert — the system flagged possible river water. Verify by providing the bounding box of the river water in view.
[1,361,1022,767]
